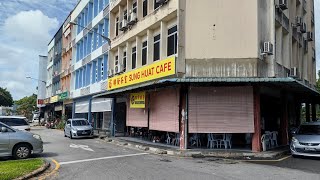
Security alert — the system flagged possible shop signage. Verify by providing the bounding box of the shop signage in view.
[50,95,59,103]
[44,98,50,104]
[130,92,146,108]
[59,91,69,101]
[107,56,176,90]
[37,99,44,105]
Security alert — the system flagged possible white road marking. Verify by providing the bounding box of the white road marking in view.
[59,153,149,165]
[70,144,94,152]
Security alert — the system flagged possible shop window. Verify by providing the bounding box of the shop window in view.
[123,51,127,71]
[142,41,147,65]
[132,0,137,13]
[143,0,148,17]
[115,17,119,36]
[153,34,160,61]
[167,25,178,56]
[132,47,137,69]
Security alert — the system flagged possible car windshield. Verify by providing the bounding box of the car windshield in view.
[298,125,320,135]
[0,118,28,126]
[72,120,89,126]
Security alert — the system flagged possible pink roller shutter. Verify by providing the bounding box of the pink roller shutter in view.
[149,88,180,133]
[188,86,254,133]
[126,97,148,128]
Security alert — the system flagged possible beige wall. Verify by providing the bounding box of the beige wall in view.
[184,0,259,59]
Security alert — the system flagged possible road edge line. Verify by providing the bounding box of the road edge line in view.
[240,155,292,162]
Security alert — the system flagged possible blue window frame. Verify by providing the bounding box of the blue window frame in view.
[103,55,108,80]
[94,0,98,17]
[97,58,102,82]
[92,60,97,83]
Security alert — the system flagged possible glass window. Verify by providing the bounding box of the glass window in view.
[154,0,161,9]
[123,51,127,71]
[143,0,148,17]
[116,17,119,36]
[298,125,320,135]
[153,34,160,61]
[142,41,147,65]
[167,25,178,56]
[72,120,89,126]
[123,9,128,20]
[0,118,28,126]
[132,47,137,69]
[132,0,137,13]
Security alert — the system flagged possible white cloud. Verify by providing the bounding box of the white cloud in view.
[3,10,59,51]
[0,10,59,100]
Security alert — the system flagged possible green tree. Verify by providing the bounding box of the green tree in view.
[0,87,14,107]
[15,94,37,120]
[316,70,320,92]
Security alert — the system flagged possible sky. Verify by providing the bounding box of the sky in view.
[0,0,319,100]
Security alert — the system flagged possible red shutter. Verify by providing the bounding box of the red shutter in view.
[149,88,180,133]
[188,86,254,133]
[126,97,148,127]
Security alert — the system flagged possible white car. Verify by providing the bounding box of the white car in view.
[0,116,31,131]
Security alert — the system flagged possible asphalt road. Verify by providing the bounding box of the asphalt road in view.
[30,127,320,180]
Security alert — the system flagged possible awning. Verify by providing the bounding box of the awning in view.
[94,77,320,98]
[91,98,112,112]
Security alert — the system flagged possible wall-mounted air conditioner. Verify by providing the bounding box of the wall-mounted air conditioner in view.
[128,12,137,25]
[300,22,307,33]
[295,16,302,26]
[120,19,128,31]
[307,32,313,41]
[262,42,274,55]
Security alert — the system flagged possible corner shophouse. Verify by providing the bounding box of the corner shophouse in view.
[96,0,318,152]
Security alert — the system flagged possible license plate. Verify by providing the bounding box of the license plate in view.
[304,148,316,151]
[82,131,87,134]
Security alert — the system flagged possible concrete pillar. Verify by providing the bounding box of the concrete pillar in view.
[148,0,154,14]
[179,85,187,150]
[306,103,310,122]
[72,102,75,119]
[312,102,316,122]
[160,21,167,60]
[147,29,153,65]
[280,93,289,145]
[88,98,92,124]
[110,98,116,137]
[126,42,132,71]
[252,87,262,152]
[137,0,143,19]
[136,36,142,67]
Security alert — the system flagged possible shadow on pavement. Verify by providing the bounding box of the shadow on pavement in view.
[36,152,59,158]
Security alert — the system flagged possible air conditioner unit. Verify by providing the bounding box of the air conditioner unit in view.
[300,22,307,33]
[119,19,128,31]
[278,0,288,10]
[262,42,274,55]
[307,32,313,41]
[290,67,299,78]
[128,12,137,25]
[114,65,121,74]
[295,16,302,26]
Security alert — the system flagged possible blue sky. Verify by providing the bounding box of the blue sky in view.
[0,0,319,100]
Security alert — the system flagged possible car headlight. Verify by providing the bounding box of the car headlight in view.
[71,128,77,132]
[292,137,298,143]
[33,134,42,140]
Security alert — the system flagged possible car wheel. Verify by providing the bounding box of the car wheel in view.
[13,144,31,159]
[70,131,73,139]
[64,130,67,137]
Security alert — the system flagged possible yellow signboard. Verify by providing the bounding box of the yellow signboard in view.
[50,95,59,103]
[130,92,146,108]
[107,56,176,90]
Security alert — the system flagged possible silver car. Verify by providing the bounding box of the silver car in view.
[0,122,43,159]
[290,122,320,157]
[64,119,93,139]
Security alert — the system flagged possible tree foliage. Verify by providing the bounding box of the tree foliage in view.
[316,70,320,92]
[15,94,37,120]
[0,87,14,107]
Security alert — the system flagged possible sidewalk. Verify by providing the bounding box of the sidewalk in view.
[101,137,290,160]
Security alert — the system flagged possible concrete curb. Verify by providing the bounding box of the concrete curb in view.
[15,159,50,180]
[101,137,289,160]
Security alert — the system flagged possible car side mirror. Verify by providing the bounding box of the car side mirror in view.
[290,128,298,135]
[1,127,8,132]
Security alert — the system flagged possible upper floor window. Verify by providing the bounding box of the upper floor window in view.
[142,41,147,65]
[154,0,161,9]
[167,25,178,56]
[123,51,127,71]
[143,0,148,17]
[115,55,119,69]
[123,9,128,20]
[154,34,160,61]
[132,47,137,69]
[116,17,119,36]
[132,0,137,13]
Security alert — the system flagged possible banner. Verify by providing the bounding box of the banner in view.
[107,56,175,90]
[50,95,59,103]
[59,91,69,101]
[130,92,146,108]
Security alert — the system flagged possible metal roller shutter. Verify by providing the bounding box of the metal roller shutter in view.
[188,86,254,133]
[75,100,89,114]
[126,97,148,128]
[92,98,112,112]
[149,88,180,133]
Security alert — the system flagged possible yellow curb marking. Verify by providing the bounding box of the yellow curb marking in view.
[240,155,291,162]
[39,159,60,180]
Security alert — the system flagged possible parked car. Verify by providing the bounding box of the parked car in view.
[290,121,320,157]
[0,122,43,159]
[0,116,31,131]
[64,119,93,139]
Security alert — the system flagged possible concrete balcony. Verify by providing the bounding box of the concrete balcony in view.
[275,9,289,32]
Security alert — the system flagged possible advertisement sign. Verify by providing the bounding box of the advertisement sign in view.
[59,92,69,101]
[37,99,44,105]
[107,56,175,90]
[130,92,146,108]
[50,95,59,103]
[44,98,50,104]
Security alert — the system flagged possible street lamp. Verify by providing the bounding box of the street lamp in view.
[26,76,46,84]
[69,21,111,46]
